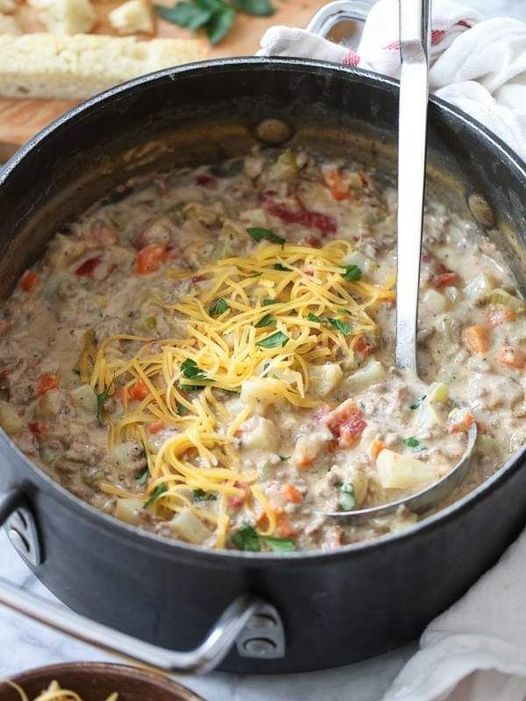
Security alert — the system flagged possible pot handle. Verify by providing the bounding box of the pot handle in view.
[306,0,371,36]
[0,490,285,674]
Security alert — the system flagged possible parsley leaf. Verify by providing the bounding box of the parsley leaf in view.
[156,2,212,28]
[262,298,279,306]
[404,436,425,451]
[209,297,229,317]
[339,482,356,511]
[192,488,217,501]
[96,382,113,425]
[180,358,210,383]
[176,402,189,416]
[261,535,297,552]
[255,313,275,328]
[206,5,235,44]
[328,318,352,336]
[307,312,323,322]
[247,227,286,244]
[342,264,362,281]
[144,484,168,509]
[233,0,274,16]
[136,466,149,486]
[256,330,289,348]
[231,525,261,552]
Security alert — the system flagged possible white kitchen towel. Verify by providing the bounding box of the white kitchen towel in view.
[258,0,526,164]
[260,2,526,700]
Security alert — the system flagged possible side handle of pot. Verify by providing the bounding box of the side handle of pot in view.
[306,0,371,37]
[0,490,285,674]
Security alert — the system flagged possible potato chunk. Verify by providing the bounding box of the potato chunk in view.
[0,400,22,437]
[308,363,343,398]
[241,416,279,452]
[115,497,144,525]
[344,359,386,392]
[376,449,438,489]
[171,508,211,545]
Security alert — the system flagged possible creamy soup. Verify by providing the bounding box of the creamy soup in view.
[0,148,524,552]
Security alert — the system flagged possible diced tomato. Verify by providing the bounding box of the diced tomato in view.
[19,270,39,292]
[486,305,516,328]
[261,191,337,236]
[36,373,59,397]
[28,422,45,437]
[127,381,149,401]
[496,345,526,369]
[325,399,367,448]
[448,412,475,434]
[354,336,373,356]
[275,512,298,538]
[195,174,217,188]
[303,234,322,248]
[228,495,245,509]
[462,325,490,355]
[134,244,167,275]
[75,256,102,277]
[323,169,349,201]
[282,483,303,503]
[147,420,164,434]
[432,271,459,288]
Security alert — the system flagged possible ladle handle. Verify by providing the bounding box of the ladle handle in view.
[395,0,431,373]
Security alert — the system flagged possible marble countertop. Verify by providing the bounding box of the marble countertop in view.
[1,1,525,699]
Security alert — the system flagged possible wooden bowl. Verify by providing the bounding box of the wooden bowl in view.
[0,663,204,701]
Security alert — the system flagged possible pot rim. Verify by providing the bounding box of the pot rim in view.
[2,56,526,565]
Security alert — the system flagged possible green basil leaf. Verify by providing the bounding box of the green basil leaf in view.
[339,482,356,511]
[261,535,297,552]
[136,466,149,486]
[176,402,189,416]
[307,312,323,322]
[233,0,274,16]
[155,2,212,29]
[256,330,289,348]
[342,264,362,281]
[144,484,168,509]
[206,5,235,44]
[255,313,275,328]
[195,0,223,10]
[262,298,279,306]
[247,227,286,244]
[404,436,425,451]
[192,488,217,501]
[209,297,229,317]
[328,318,352,335]
[180,358,209,381]
[231,525,261,551]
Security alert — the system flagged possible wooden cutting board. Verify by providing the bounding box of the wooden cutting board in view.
[0,0,328,152]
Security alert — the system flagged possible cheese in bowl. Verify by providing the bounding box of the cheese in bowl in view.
[0,149,524,552]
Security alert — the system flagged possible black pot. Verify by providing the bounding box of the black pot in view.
[1,59,526,675]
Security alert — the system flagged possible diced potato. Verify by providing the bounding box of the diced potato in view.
[308,363,343,398]
[415,401,444,429]
[115,498,144,525]
[241,416,280,452]
[45,234,86,269]
[489,288,525,312]
[427,382,449,403]
[292,431,330,469]
[240,378,282,405]
[0,400,22,437]
[37,389,64,419]
[171,508,211,545]
[344,359,386,392]
[109,0,153,34]
[109,441,143,470]
[351,465,368,506]
[268,150,299,182]
[376,450,438,489]
[422,288,446,314]
[464,273,495,302]
[70,383,97,413]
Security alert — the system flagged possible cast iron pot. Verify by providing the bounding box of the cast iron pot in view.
[1,42,526,677]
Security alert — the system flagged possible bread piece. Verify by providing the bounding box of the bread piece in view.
[0,14,20,32]
[0,33,206,99]
[28,0,97,34]
[0,0,16,13]
[109,0,153,34]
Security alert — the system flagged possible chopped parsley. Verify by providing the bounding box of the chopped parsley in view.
[209,297,229,317]
[180,358,210,385]
[231,525,297,552]
[176,402,189,416]
[192,488,217,501]
[96,382,113,425]
[307,313,352,335]
[143,484,168,509]
[342,264,362,281]
[404,436,425,451]
[247,227,285,244]
[262,298,279,306]
[339,482,356,511]
[255,313,275,328]
[256,330,289,348]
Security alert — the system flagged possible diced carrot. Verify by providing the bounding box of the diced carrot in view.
[449,412,474,434]
[496,345,526,369]
[19,270,39,292]
[486,305,516,328]
[282,483,303,503]
[36,373,59,397]
[134,244,167,275]
[323,169,349,201]
[462,325,490,355]
[275,512,298,538]
[296,455,314,470]
[325,399,367,448]
[369,438,386,460]
[432,271,459,288]
[127,380,149,401]
[147,420,164,434]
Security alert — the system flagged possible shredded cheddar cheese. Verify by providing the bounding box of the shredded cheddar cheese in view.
[90,240,395,545]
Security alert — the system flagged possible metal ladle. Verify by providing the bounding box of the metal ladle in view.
[323,0,477,519]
